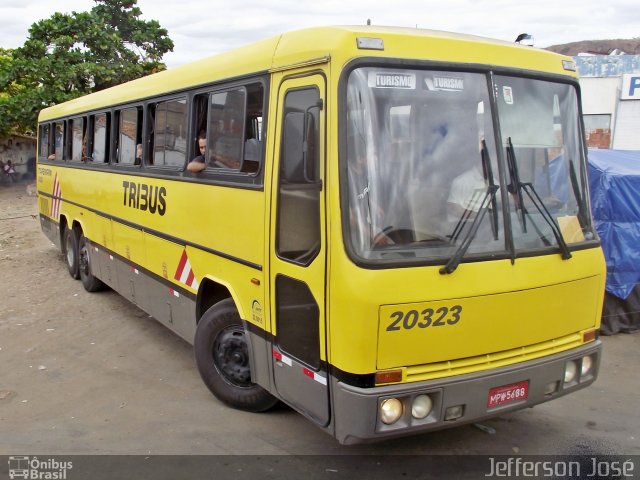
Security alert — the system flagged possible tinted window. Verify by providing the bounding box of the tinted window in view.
[92,113,109,163]
[152,98,187,167]
[39,124,50,159]
[194,83,264,174]
[54,122,65,160]
[276,87,322,265]
[117,107,141,165]
[70,117,85,162]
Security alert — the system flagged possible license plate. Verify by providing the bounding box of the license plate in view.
[487,380,529,408]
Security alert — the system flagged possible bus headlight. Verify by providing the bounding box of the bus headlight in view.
[581,356,594,377]
[564,360,578,384]
[380,398,403,424]
[411,395,433,420]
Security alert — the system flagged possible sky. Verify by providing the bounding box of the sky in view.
[1,0,639,68]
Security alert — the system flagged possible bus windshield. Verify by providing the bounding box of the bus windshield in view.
[343,67,594,265]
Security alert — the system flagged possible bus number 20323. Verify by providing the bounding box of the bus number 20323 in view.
[386,305,463,332]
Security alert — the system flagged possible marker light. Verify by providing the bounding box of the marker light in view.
[564,360,578,383]
[356,37,384,50]
[411,395,433,419]
[380,398,403,425]
[583,329,598,343]
[375,369,402,385]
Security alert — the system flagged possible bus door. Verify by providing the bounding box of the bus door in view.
[269,74,329,425]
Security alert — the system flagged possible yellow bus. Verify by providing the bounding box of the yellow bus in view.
[36,26,605,444]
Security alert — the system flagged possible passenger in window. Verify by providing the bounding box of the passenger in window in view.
[187,136,207,173]
[82,137,92,162]
[135,144,143,165]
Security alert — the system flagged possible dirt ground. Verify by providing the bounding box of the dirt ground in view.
[0,181,639,457]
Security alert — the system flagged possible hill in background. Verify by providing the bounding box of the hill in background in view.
[546,38,640,55]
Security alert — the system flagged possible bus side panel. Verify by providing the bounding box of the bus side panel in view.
[144,232,198,343]
[86,234,198,344]
[92,216,115,286]
[91,241,117,289]
[36,164,61,247]
[246,330,277,395]
[39,214,60,249]
[109,223,144,304]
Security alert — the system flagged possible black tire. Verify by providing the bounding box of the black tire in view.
[78,235,105,292]
[63,226,80,279]
[194,299,278,412]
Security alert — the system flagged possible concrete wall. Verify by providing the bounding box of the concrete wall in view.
[0,136,36,177]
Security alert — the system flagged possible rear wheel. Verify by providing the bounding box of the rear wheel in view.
[78,235,105,292]
[63,226,79,279]
[194,299,278,412]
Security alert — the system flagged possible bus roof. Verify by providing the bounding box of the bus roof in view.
[39,25,575,121]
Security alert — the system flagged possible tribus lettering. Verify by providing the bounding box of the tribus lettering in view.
[122,181,167,216]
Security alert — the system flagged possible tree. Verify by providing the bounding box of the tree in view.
[0,0,174,137]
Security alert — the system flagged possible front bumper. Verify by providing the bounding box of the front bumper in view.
[331,340,601,444]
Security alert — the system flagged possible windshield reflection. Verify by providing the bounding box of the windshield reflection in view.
[343,67,595,266]
[345,68,502,262]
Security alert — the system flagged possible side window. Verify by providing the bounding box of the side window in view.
[54,122,65,160]
[281,88,321,183]
[199,82,264,174]
[209,89,245,170]
[151,98,187,167]
[116,107,142,165]
[193,94,208,151]
[39,124,50,159]
[91,113,110,163]
[244,83,264,173]
[70,117,85,162]
[276,87,322,265]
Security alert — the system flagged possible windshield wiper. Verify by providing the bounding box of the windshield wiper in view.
[449,140,499,244]
[506,137,527,231]
[441,142,499,275]
[506,138,572,260]
[481,139,499,241]
[440,185,499,274]
[568,158,588,228]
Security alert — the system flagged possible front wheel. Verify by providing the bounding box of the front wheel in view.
[63,226,79,279]
[194,299,278,412]
[78,235,105,292]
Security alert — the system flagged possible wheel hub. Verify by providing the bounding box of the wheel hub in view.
[213,328,251,386]
[79,246,89,275]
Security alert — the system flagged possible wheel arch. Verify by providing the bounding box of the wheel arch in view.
[60,216,85,243]
[59,215,70,251]
[71,219,84,237]
[196,277,236,324]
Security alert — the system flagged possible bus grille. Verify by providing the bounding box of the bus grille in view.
[405,332,583,382]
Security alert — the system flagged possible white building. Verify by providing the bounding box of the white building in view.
[576,54,640,149]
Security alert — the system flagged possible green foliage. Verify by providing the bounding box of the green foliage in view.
[0,0,174,137]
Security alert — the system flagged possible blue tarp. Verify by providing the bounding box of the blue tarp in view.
[588,149,640,300]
